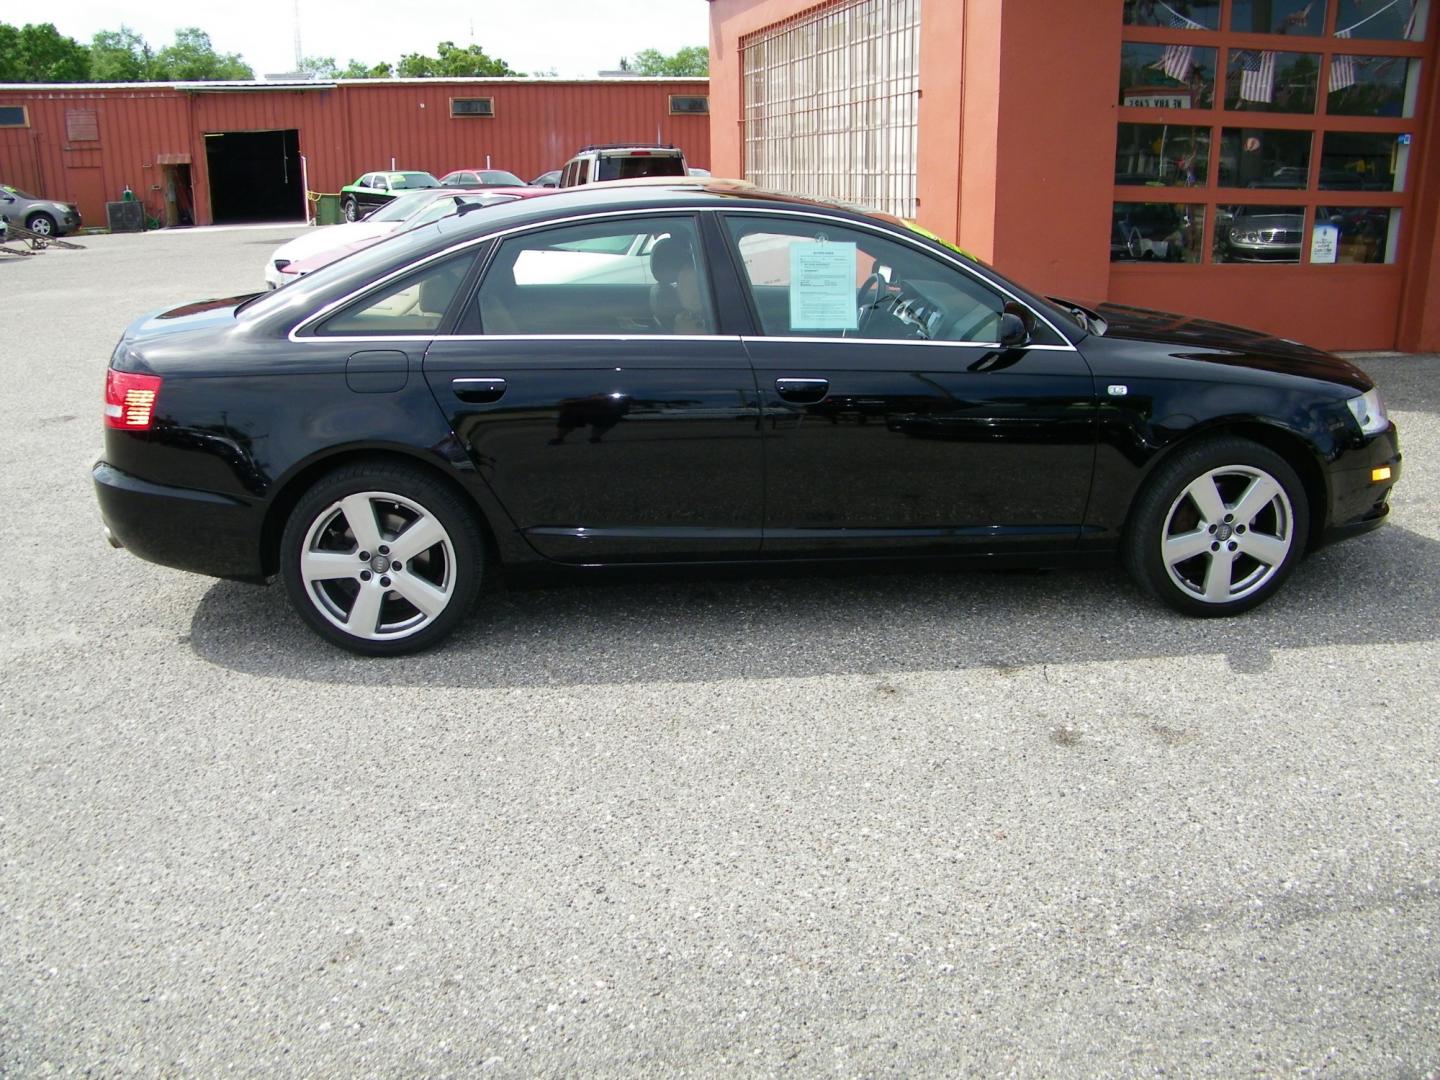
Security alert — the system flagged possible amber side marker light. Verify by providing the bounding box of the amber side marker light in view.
[1372,466,1393,483]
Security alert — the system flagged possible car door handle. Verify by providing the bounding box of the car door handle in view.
[775,378,829,403]
[451,377,507,403]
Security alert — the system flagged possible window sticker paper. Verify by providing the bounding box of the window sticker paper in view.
[789,240,859,331]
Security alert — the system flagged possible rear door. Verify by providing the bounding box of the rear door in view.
[422,212,764,563]
[720,212,1098,556]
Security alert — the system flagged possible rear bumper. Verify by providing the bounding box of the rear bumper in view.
[1318,425,1401,548]
[93,460,268,582]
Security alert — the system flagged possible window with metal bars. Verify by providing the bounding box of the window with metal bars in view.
[741,0,920,218]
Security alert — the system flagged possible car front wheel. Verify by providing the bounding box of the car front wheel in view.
[25,212,56,236]
[341,198,359,222]
[279,462,483,654]
[1125,437,1309,617]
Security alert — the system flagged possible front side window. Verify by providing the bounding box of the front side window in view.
[723,215,1012,343]
[471,216,714,335]
[317,251,475,335]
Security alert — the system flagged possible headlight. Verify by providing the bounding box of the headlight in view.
[1346,387,1388,436]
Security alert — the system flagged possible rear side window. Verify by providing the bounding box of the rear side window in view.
[469,216,714,335]
[596,155,687,182]
[316,251,475,336]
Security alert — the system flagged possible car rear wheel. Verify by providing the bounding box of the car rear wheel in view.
[279,462,483,655]
[342,197,359,222]
[25,212,56,236]
[1124,437,1309,617]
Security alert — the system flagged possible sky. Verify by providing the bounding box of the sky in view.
[45,0,713,79]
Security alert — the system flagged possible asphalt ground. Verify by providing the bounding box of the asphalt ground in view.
[1,226,1437,1078]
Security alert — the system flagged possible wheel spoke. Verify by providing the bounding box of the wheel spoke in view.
[389,514,447,563]
[301,550,358,582]
[1231,474,1281,526]
[1185,474,1227,525]
[346,584,384,636]
[1238,531,1289,566]
[1202,549,1235,602]
[1164,528,1213,565]
[338,494,384,553]
[390,573,450,619]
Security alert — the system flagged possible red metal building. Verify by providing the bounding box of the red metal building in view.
[0,77,711,227]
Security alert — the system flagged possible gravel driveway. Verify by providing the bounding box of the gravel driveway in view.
[2,227,1436,1077]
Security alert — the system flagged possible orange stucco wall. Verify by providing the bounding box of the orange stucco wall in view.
[709,0,1440,351]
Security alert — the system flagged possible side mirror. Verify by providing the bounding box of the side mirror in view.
[997,312,1029,348]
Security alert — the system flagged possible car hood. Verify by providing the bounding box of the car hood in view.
[271,221,395,263]
[1069,300,1373,391]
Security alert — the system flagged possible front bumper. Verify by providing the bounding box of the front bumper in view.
[93,460,268,582]
[1318,424,1401,547]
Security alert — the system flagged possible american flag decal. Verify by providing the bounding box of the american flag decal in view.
[1238,49,1277,104]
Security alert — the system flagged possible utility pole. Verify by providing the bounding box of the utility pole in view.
[294,0,303,69]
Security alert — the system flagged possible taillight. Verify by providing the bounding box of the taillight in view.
[104,369,162,430]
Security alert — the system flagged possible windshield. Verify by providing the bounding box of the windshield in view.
[597,155,687,182]
[2,185,39,200]
[367,191,436,223]
[479,171,525,186]
[389,172,439,190]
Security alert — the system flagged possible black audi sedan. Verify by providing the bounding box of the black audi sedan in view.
[94,182,1401,655]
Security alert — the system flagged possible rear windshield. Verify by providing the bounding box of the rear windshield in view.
[596,155,687,182]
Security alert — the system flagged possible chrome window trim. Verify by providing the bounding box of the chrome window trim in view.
[287,204,1078,350]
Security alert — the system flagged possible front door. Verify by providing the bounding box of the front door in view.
[423,213,764,563]
[720,213,1098,556]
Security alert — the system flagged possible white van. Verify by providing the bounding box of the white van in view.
[558,145,688,187]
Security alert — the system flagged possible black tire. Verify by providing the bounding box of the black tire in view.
[1124,437,1309,617]
[341,198,359,222]
[279,461,484,655]
[25,212,56,236]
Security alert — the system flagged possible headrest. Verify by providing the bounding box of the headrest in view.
[649,236,692,285]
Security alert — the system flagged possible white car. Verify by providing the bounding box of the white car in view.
[262,190,524,289]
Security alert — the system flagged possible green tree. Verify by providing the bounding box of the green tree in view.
[299,55,340,79]
[0,22,91,82]
[628,45,708,77]
[339,58,392,79]
[89,26,152,82]
[149,28,253,81]
[396,41,519,78]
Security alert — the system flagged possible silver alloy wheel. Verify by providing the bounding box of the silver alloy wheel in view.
[1160,464,1295,604]
[27,214,53,236]
[343,200,357,222]
[299,490,456,641]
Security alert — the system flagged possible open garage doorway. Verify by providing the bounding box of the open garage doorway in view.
[204,129,303,224]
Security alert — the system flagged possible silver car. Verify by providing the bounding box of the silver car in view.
[1,184,81,237]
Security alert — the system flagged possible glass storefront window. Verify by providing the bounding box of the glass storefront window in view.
[1123,0,1221,28]
[1219,128,1313,187]
[1327,55,1422,117]
[1313,207,1401,262]
[1319,131,1410,190]
[1231,0,1328,34]
[1215,204,1306,262]
[1223,49,1319,112]
[1116,124,1211,185]
[1119,42,1218,108]
[1334,0,1429,41]
[1112,203,1206,262]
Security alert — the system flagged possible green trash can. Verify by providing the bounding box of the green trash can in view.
[315,194,342,226]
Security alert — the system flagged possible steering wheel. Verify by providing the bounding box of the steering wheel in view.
[856,272,887,331]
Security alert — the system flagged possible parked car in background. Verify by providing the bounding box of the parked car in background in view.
[95,182,1400,655]
[687,167,712,177]
[558,145,687,187]
[0,184,81,236]
[529,170,562,188]
[267,187,551,288]
[339,172,441,221]
[439,169,527,188]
